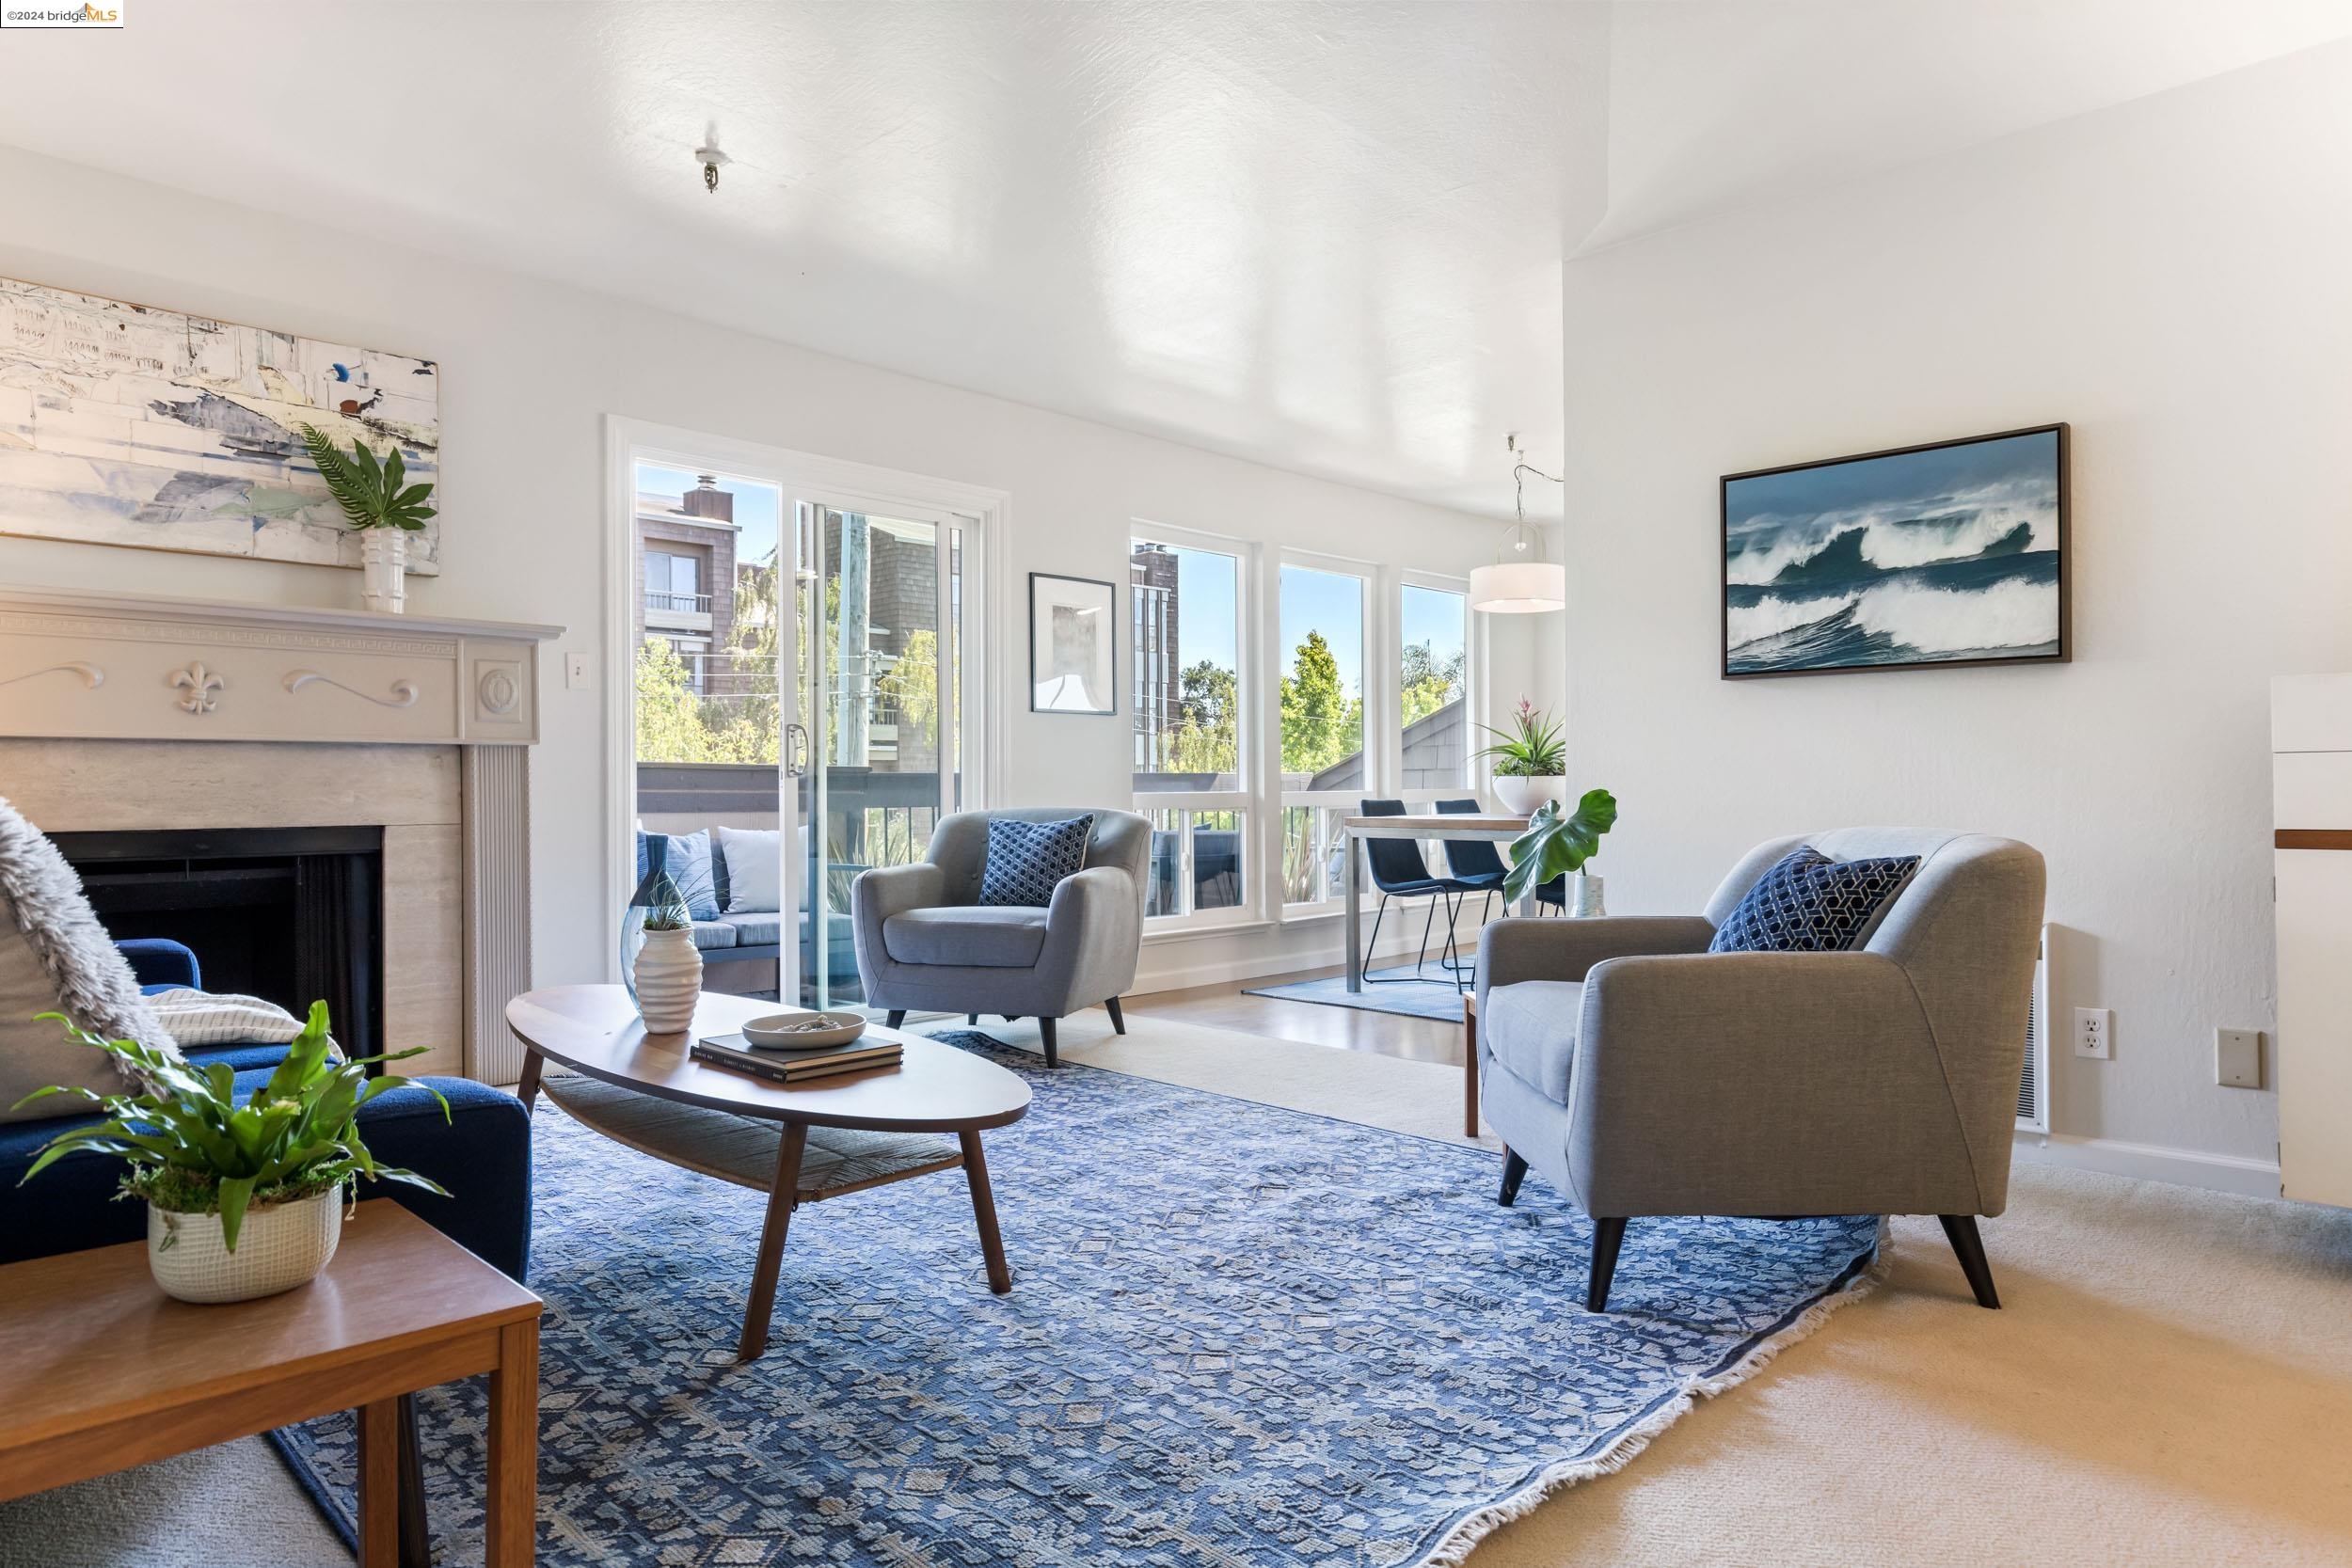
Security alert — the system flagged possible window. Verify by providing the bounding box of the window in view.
[1400,582,1470,790]
[1131,532,1249,925]
[1279,561,1367,910]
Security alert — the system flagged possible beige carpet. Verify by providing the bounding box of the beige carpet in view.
[8,1010,2351,1567]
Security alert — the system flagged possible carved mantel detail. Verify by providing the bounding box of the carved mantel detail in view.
[0,660,103,692]
[284,669,422,709]
[0,587,559,747]
[169,661,224,715]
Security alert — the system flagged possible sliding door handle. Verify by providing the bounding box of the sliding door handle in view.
[785,721,810,777]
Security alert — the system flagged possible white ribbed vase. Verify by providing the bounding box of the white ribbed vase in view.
[359,531,406,614]
[148,1188,342,1304]
[633,926,704,1033]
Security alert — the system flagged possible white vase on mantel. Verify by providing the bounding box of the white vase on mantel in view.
[633,925,704,1033]
[1493,774,1565,816]
[359,531,406,615]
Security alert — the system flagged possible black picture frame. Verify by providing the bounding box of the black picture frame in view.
[1027,571,1118,715]
[1720,422,2070,679]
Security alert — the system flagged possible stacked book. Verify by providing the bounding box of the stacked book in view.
[691,1033,902,1085]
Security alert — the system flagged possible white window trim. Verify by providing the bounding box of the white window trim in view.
[1129,518,1259,934]
[1275,548,1381,922]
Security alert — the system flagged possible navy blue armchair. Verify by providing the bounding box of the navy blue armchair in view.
[0,938,532,1281]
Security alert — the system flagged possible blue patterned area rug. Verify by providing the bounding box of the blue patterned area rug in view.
[1246,965,1469,1022]
[270,1036,1879,1567]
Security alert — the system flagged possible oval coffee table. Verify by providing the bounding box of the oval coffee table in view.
[505,985,1030,1360]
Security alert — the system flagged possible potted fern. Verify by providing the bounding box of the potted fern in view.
[12,1003,449,1304]
[1476,697,1568,815]
[299,423,437,614]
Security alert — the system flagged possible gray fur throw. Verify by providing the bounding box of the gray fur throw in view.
[0,793,180,1114]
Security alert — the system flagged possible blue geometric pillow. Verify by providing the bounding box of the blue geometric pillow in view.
[1708,847,1919,954]
[979,816,1094,908]
[633,829,721,921]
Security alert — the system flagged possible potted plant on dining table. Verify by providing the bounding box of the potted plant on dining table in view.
[1477,697,1567,815]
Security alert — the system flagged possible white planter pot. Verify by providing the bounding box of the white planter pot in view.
[359,530,407,614]
[148,1187,343,1305]
[1493,775,1566,816]
[633,925,704,1033]
[1569,871,1607,919]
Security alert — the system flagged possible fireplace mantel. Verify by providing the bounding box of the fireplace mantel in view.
[0,587,562,747]
[0,585,564,1085]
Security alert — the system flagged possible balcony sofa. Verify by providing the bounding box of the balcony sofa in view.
[0,936,531,1279]
[638,826,861,991]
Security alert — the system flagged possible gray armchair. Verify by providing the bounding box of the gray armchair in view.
[1474,829,2045,1313]
[851,808,1152,1067]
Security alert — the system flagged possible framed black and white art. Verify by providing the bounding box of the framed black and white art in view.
[1721,423,2069,678]
[1028,572,1117,714]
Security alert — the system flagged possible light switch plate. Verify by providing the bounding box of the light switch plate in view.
[565,652,591,689]
[2217,1028,2262,1089]
[2073,1006,2113,1059]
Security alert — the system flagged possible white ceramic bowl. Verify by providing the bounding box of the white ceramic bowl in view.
[741,1010,868,1051]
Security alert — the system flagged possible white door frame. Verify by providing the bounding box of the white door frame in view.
[602,415,1009,985]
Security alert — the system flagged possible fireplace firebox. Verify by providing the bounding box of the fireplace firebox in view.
[52,827,385,1064]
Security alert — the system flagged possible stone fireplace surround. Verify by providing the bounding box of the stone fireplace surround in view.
[0,587,561,1083]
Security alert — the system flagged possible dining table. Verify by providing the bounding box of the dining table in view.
[1339,812,1535,991]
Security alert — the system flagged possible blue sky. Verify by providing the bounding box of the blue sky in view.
[639,462,783,567]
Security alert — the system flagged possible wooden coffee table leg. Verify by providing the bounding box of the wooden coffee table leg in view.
[739,1122,809,1360]
[485,1318,539,1568]
[960,1129,1012,1294]
[358,1399,400,1568]
[516,1047,544,1112]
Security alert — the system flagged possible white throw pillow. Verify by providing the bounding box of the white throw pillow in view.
[715,826,784,914]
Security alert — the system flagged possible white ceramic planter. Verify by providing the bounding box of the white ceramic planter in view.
[1569,871,1607,918]
[633,925,704,1033]
[1493,774,1566,815]
[148,1187,343,1305]
[359,530,407,614]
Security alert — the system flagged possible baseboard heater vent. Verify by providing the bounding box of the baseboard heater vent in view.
[2016,925,2051,1134]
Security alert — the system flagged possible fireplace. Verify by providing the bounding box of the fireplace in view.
[53,827,386,1063]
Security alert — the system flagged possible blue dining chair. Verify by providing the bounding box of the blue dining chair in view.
[1358,799,1473,983]
[1433,798,1509,989]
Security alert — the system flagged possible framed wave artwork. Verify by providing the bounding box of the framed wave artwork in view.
[1721,423,2069,678]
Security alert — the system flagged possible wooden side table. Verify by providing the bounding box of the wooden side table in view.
[0,1200,543,1567]
[1463,990,1480,1137]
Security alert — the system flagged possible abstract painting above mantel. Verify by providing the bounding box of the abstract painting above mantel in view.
[0,276,440,575]
[1721,423,2068,677]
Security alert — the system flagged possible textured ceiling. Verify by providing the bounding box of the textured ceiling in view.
[0,2,2344,520]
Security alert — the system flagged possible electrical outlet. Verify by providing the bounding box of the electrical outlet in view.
[2073,1006,2113,1060]
[565,652,591,690]
[2217,1028,2263,1089]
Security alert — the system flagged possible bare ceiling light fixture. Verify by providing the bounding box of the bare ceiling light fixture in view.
[693,124,731,195]
[1470,433,1567,614]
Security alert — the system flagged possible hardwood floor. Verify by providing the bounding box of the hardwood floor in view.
[1120,967,1464,1067]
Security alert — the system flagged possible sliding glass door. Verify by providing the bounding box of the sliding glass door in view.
[783,501,973,1010]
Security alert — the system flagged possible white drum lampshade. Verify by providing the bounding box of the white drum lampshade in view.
[1470,521,1566,614]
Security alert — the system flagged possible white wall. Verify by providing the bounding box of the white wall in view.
[0,143,1540,994]
[1559,40,2352,1185]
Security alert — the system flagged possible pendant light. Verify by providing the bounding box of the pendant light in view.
[1470,435,1567,614]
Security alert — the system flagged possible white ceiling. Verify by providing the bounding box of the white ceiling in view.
[0,1,2344,520]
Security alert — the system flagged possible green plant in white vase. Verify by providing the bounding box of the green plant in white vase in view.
[1475,697,1567,815]
[299,423,436,616]
[1503,787,1619,916]
[630,873,704,1033]
[12,1003,448,1303]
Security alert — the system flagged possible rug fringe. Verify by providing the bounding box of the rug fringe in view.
[1409,1223,1893,1568]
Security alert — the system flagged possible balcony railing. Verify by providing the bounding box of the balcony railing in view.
[644,590,714,614]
